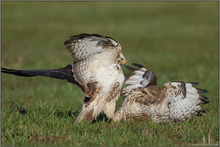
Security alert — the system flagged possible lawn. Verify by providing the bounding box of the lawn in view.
[1,1,219,146]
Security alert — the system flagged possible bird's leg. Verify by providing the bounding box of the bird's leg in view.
[75,96,103,123]
[103,100,116,120]
[75,105,86,123]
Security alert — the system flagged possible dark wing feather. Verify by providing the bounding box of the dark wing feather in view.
[160,82,209,122]
[125,63,157,86]
[122,63,157,97]
[1,64,76,84]
[64,33,119,62]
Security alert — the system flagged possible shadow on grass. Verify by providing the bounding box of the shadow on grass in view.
[8,101,110,123]
[54,109,110,124]
[7,101,28,115]
[54,110,110,123]
[91,113,110,124]
[54,110,78,118]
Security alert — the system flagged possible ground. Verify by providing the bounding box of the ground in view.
[1,2,219,146]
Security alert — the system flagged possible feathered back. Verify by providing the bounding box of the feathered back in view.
[114,63,209,123]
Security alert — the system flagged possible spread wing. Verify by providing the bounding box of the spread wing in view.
[64,33,119,62]
[122,63,157,97]
[1,65,76,84]
[161,82,209,122]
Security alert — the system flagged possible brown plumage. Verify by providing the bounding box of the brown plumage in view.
[112,63,209,123]
[2,33,127,122]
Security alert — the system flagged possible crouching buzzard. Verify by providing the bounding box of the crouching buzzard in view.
[112,63,209,123]
[2,33,127,122]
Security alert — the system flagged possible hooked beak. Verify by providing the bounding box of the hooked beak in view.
[143,88,150,95]
[118,53,127,66]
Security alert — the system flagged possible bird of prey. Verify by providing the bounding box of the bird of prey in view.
[2,33,127,122]
[112,63,209,123]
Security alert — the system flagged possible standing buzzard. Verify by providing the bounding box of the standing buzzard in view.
[2,33,127,122]
[112,63,209,123]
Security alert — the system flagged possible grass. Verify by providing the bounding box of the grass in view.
[1,1,219,146]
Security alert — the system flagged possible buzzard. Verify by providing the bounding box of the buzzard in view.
[2,33,127,122]
[112,63,209,123]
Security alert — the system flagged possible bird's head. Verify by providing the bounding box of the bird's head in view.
[116,52,127,66]
[142,86,160,97]
[143,87,154,96]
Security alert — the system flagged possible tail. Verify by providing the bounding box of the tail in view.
[1,64,76,84]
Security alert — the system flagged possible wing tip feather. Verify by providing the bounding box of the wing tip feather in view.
[125,65,138,72]
[189,82,200,87]
[132,63,145,69]
[195,112,202,116]
[200,100,210,104]
[196,88,208,93]
[199,108,206,113]
[199,95,208,100]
